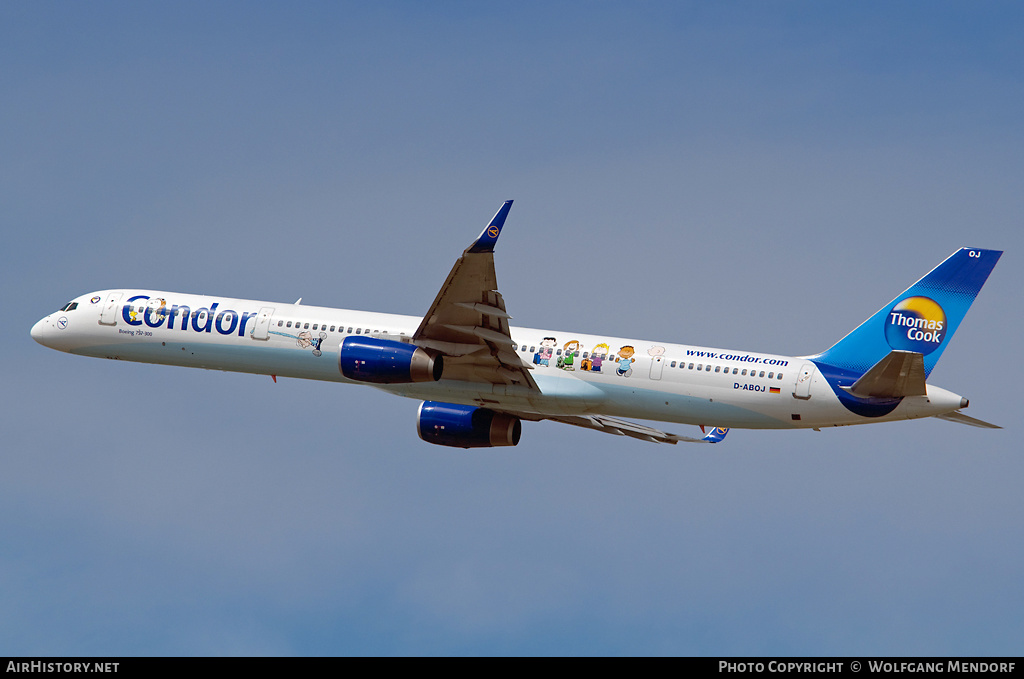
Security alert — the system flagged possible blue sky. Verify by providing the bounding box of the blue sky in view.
[3,2,1023,655]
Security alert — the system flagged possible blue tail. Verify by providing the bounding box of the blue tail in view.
[813,248,1002,378]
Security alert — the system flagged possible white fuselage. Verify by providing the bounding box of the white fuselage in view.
[31,289,966,431]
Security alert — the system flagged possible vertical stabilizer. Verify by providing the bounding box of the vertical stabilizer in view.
[813,248,1001,377]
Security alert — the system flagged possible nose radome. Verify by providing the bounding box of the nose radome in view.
[31,317,50,346]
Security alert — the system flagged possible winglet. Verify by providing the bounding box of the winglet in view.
[702,427,730,443]
[467,200,513,253]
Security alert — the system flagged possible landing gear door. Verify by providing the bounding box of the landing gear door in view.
[99,292,122,326]
[250,307,275,340]
[793,363,814,400]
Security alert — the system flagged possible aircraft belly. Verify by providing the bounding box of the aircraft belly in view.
[71,338,345,382]
[595,381,786,428]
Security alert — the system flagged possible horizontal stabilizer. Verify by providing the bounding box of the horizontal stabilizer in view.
[935,411,1001,429]
[845,350,926,399]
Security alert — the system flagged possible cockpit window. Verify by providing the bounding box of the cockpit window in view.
[58,302,78,312]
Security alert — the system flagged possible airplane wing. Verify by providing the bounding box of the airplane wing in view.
[412,201,538,389]
[411,203,728,443]
[544,414,729,444]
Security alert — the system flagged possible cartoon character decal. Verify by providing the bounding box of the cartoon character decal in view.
[616,345,635,377]
[130,297,167,324]
[560,340,581,370]
[269,328,327,356]
[535,337,556,367]
[581,342,610,372]
[146,298,168,324]
[648,345,666,379]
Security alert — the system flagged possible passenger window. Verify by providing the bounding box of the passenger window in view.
[777,373,783,380]
[530,346,536,353]
[277,321,283,327]
[741,369,747,376]
[304,323,309,329]
[768,372,774,379]
[556,349,562,356]
[759,371,765,378]
[697,365,703,371]
[670,361,677,368]
[356,328,361,334]
[330,325,336,332]
[732,368,738,375]
[715,366,720,373]
[688,363,694,369]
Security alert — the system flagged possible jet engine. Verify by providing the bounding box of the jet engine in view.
[417,401,522,448]
[339,336,442,384]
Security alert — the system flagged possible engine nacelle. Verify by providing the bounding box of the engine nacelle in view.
[417,401,522,448]
[340,336,442,384]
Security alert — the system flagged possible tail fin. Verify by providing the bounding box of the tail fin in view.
[813,248,1001,377]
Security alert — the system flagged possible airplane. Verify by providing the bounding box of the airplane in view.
[31,200,1002,447]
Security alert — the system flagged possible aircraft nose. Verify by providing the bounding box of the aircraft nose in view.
[31,316,52,346]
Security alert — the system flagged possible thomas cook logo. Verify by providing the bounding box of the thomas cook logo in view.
[487,226,500,238]
[884,296,946,354]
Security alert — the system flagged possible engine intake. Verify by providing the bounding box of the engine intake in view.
[417,401,522,448]
[340,336,442,384]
